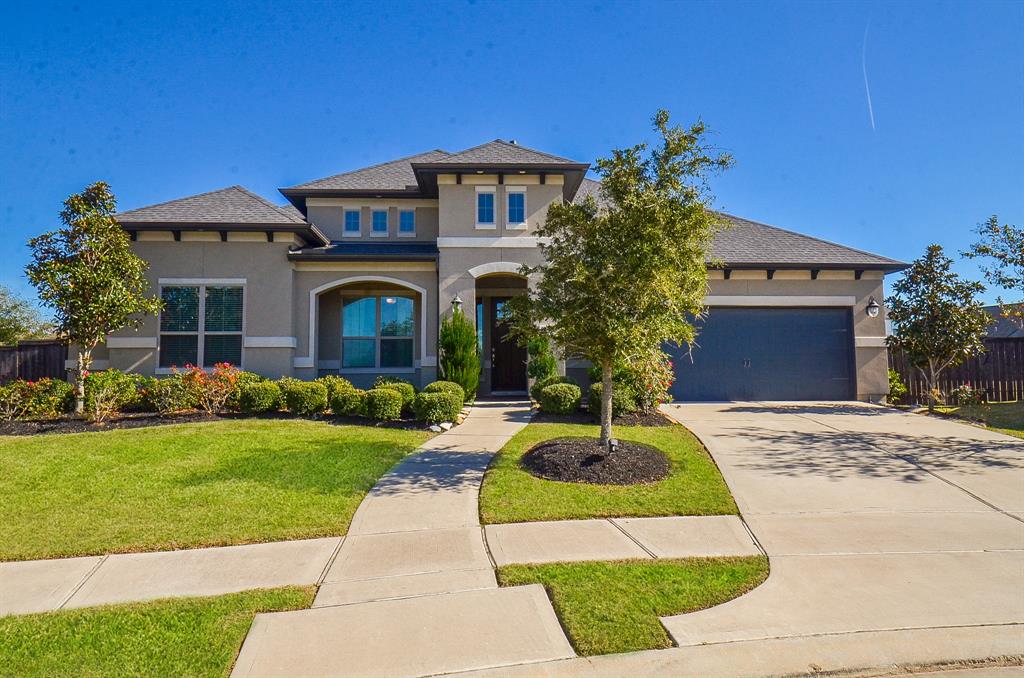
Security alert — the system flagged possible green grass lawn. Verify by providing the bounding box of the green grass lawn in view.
[479,422,737,524]
[498,557,768,655]
[0,587,313,677]
[1,419,430,561]
[936,401,1024,440]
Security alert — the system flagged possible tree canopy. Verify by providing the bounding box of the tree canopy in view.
[0,285,51,345]
[962,215,1023,324]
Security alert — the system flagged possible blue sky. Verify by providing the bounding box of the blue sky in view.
[2,0,1021,309]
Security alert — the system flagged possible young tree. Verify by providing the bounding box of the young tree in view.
[26,182,161,414]
[886,244,991,412]
[509,110,732,448]
[0,285,51,345]
[962,215,1023,325]
[439,306,480,401]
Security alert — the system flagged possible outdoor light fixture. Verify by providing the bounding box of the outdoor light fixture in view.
[866,297,881,318]
[451,294,463,312]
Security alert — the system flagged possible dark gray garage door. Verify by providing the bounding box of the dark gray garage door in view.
[665,307,854,401]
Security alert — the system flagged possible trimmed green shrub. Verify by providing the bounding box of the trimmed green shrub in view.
[587,350,673,413]
[280,380,328,416]
[147,374,201,415]
[587,381,638,418]
[375,381,416,409]
[363,387,403,421]
[0,380,33,420]
[372,375,414,390]
[539,382,582,415]
[422,380,465,402]
[0,378,74,420]
[317,375,355,402]
[888,369,908,405]
[530,374,574,403]
[84,369,139,422]
[238,381,281,413]
[439,308,480,401]
[330,387,365,417]
[227,370,266,410]
[412,391,463,424]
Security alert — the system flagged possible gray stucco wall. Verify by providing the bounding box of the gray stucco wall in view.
[306,202,439,242]
[437,183,562,237]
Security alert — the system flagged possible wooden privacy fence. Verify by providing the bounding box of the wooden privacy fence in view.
[889,339,1024,404]
[0,340,67,383]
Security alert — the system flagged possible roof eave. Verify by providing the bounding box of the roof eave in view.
[711,262,908,274]
[287,252,438,262]
[119,222,329,247]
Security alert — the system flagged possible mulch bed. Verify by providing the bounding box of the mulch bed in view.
[531,409,675,427]
[520,436,671,485]
[0,411,427,436]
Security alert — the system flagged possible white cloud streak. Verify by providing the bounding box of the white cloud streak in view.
[862,21,876,131]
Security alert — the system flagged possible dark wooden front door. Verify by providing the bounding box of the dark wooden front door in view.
[490,297,527,392]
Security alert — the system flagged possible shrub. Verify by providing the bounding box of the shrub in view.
[226,371,265,410]
[530,374,574,403]
[412,391,463,424]
[439,308,480,401]
[178,363,241,415]
[951,383,985,407]
[422,380,465,402]
[147,373,200,415]
[587,350,673,412]
[280,380,328,416]
[363,387,403,421]
[0,378,74,420]
[0,381,33,420]
[84,370,139,422]
[887,369,908,405]
[330,387,365,417]
[132,376,160,412]
[539,382,581,415]
[238,381,281,413]
[317,375,354,402]
[527,337,558,382]
[374,380,416,409]
[587,381,638,418]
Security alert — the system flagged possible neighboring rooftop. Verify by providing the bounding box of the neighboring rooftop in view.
[116,186,306,225]
[985,305,1024,339]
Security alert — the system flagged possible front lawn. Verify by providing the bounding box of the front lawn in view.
[498,557,768,655]
[936,401,1024,440]
[1,419,430,561]
[0,586,313,677]
[479,422,737,524]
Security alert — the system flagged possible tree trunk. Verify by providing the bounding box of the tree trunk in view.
[599,361,613,449]
[74,348,93,417]
[926,360,938,413]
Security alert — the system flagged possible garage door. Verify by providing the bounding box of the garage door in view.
[665,308,854,401]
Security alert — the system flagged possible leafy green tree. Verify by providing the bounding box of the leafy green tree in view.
[526,337,558,382]
[509,110,732,447]
[962,215,1023,325]
[0,285,51,345]
[439,307,480,401]
[886,245,991,412]
[26,182,161,414]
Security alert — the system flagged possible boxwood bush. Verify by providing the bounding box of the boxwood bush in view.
[530,374,575,403]
[362,387,403,421]
[412,391,463,424]
[538,382,582,415]
[238,381,281,413]
[330,387,365,417]
[226,370,266,410]
[147,374,201,415]
[421,380,465,402]
[84,369,140,422]
[587,381,638,418]
[374,378,416,410]
[280,380,328,416]
[317,375,355,402]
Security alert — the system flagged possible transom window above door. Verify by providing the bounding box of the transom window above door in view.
[159,284,243,368]
[341,294,414,369]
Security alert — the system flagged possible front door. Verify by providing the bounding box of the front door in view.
[490,297,527,392]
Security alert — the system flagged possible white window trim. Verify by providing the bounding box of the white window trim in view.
[398,209,416,238]
[370,209,389,238]
[342,208,362,238]
[157,281,246,371]
[475,186,497,230]
[505,186,527,230]
[340,293,416,370]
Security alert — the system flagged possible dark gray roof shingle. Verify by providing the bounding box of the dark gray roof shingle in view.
[116,186,306,224]
[422,139,580,165]
[985,305,1024,338]
[288,150,450,190]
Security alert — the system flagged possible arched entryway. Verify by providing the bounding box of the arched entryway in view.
[473,273,528,395]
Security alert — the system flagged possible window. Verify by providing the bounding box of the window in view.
[476,300,484,354]
[507,189,526,227]
[341,294,414,369]
[399,209,415,236]
[159,284,243,368]
[343,209,361,235]
[372,210,388,235]
[476,191,495,226]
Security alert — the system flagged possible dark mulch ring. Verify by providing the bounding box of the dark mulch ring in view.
[530,409,675,427]
[520,436,671,485]
[0,411,428,436]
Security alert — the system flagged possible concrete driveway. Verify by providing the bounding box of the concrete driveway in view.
[660,402,1024,651]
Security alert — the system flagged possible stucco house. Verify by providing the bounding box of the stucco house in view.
[95,140,906,401]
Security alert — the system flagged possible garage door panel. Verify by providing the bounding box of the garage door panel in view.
[666,308,854,401]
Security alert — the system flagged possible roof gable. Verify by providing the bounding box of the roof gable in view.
[287,150,450,191]
[116,186,305,224]
[422,139,580,166]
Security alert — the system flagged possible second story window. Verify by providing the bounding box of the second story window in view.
[507,188,526,228]
[344,209,361,236]
[399,209,415,236]
[372,210,388,236]
[476,189,495,228]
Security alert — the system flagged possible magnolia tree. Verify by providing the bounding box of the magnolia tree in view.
[0,285,50,345]
[962,215,1023,326]
[886,244,991,411]
[509,111,732,447]
[26,182,161,414]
